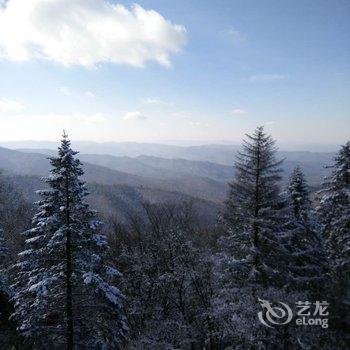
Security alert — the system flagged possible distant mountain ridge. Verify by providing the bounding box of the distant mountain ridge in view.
[0,144,334,227]
[15,143,333,187]
[0,140,340,153]
[0,147,227,202]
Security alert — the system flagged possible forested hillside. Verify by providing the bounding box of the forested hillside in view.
[0,128,349,349]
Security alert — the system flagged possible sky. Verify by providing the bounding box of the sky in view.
[0,0,349,146]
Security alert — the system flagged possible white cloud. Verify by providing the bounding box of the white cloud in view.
[231,108,246,116]
[265,120,276,125]
[0,98,24,112]
[250,74,287,82]
[123,111,147,121]
[226,28,246,42]
[172,111,191,119]
[0,112,108,140]
[85,91,96,98]
[143,98,173,106]
[60,87,96,98]
[59,86,72,96]
[0,0,187,68]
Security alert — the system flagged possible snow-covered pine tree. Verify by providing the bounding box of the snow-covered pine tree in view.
[11,132,128,349]
[222,126,288,287]
[285,166,326,292]
[319,141,350,268]
[215,126,294,348]
[288,166,310,222]
[318,141,350,344]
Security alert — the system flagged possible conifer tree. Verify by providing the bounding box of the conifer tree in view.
[285,166,326,291]
[288,166,310,222]
[319,141,350,267]
[222,126,288,287]
[318,141,350,344]
[216,126,293,348]
[11,133,128,349]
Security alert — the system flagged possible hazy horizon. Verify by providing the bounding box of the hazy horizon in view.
[0,137,342,153]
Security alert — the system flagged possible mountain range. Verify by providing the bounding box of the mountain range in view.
[9,141,333,187]
[0,141,335,225]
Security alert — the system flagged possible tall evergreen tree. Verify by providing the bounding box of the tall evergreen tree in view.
[216,126,293,348]
[318,141,350,344]
[285,166,326,291]
[222,126,287,287]
[319,141,350,266]
[287,166,310,222]
[11,133,128,349]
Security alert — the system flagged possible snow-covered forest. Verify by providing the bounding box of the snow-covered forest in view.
[0,126,349,349]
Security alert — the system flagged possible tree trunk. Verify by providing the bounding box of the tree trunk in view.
[65,174,74,350]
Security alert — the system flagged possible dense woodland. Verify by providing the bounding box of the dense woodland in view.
[0,127,349,349]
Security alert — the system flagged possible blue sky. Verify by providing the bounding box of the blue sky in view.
[0,0,349,145]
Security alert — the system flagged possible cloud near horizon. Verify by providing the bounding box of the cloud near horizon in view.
[231,108,246,116]
[0,98,24,112]
[226,27,246,42]
[123,111,147,121]
[250,74,287,82]
[0,0,187,68]
[143,98,173,106]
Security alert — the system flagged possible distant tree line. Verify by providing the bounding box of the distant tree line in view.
[0,127,349,349]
